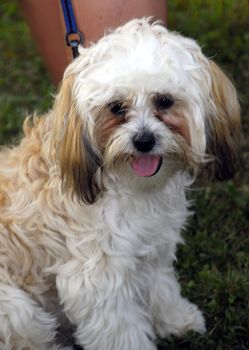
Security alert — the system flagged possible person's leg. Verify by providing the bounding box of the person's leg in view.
[73,0,167,44]
[20,0,69,86]
[20,0,167,85]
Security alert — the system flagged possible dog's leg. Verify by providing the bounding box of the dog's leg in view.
[56,264,157,350]
[147,266,206,338]
[0,284,70,350]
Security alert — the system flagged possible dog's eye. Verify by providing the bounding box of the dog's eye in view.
[155,94,174,110]
[108,101,127,116]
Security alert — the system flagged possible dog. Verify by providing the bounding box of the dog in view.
[0,18,240,350]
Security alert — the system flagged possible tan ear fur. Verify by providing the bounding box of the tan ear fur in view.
[205,60,241,180]
[52,75,103,204]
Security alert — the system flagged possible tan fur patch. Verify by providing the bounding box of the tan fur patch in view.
[205,60,241,179]
[95,107,126,151]
[52,76,103,204]
[159,110,191,146]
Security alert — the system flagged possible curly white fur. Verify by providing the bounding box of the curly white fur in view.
[0,18,240,349]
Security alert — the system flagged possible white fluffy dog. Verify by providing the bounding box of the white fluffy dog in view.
[0,18,240,350]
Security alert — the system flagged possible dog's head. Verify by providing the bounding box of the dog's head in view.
[52,18,240,204]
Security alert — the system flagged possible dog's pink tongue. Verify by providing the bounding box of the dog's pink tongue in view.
[131,155,160,177]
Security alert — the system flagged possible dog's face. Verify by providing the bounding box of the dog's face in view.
[52,19,240,204]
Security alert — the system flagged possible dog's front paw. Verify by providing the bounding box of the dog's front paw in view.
[180,304,206,335]
[155,300,206,338]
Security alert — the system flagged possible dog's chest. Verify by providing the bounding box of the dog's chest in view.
[94,186,188,258]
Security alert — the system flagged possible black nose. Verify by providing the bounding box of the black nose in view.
[133,131,156,152]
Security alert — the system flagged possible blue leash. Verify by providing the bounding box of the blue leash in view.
[60,0,84,58]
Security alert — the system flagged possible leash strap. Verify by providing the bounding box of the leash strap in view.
[60,0,84,58]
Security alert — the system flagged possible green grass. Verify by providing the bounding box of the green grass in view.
[0,1,53,144]
[0,1,248,349]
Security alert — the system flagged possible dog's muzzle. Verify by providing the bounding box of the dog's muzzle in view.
[131,131,162,177]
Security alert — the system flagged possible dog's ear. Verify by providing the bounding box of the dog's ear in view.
[205,60,241,180]
[52,75,103,204]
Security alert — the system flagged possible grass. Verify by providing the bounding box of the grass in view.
[0,1,248,349]
[0,1,53,144]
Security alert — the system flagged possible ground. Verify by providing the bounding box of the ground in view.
[0,1,248,349]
